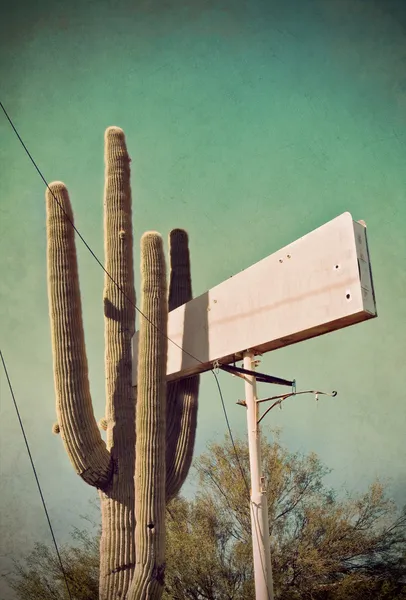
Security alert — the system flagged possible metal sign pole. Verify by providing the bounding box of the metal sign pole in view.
[244,351,274,600]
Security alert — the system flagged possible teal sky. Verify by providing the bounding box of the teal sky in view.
[1,0,406,594]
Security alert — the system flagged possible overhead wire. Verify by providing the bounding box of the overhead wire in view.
[1,100,273,599]
[0,99,251,486]
[0,350,74,600]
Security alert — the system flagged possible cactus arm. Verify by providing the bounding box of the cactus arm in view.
[129,232,168,600]
[165,376,199,501]
[165,229,200,501]
[99,127,137,600]
[46,182,113,489]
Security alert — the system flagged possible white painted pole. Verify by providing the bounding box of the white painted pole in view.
[244,351,274,600]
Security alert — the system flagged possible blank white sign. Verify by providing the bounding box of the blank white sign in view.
[132,212,376,384]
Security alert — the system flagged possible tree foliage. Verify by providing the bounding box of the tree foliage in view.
[4,527,99,600]
[164,434,406,600]
[4,434,406,600]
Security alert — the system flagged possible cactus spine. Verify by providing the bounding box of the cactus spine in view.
[46,127,199,600]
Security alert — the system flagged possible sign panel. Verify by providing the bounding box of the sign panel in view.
[132,212,376,384]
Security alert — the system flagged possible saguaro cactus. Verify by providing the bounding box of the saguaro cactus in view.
[46,127,199,600]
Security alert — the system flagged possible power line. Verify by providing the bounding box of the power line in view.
[0,98,251,494]
[1,100,271,599]
[212,371,251,495]
[0,350,73,600]
[0,101,200,367]
[0,100,248,475]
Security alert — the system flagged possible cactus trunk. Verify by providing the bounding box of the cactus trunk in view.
[99,127,136,599]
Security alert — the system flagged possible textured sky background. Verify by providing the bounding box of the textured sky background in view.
[1,0,406,596]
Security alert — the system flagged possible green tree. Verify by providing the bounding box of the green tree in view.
[5,435,405,600]
[4,527,100,600]
[164,434,406,600]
